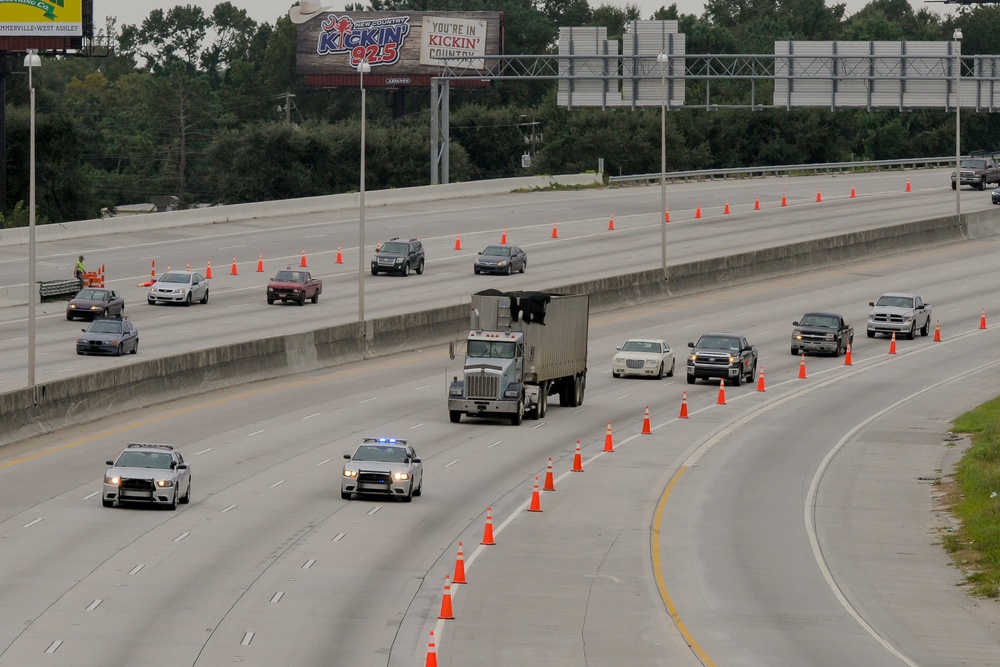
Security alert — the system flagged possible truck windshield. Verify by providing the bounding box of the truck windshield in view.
[697,336,740,351]
[799,314,838,328]
[467,340,517,358]
[961,159,987,169]
[876,296,914,308]
[274,271,304,281]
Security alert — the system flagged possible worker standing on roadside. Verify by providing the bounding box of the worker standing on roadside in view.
[74,255,85,289]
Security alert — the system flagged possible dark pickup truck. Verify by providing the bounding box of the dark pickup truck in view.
[266,269,322,305]
[791,312,854,357]
[687,332,758,386]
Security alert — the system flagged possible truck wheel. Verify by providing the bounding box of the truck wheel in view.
[371,267,378,276]
[732,372,742,387]
[341,490,352,500]
[298,293,306,306]
[402,262,410,276]
[746,362,757,383]
[537,384,548,418]
[920,318,930,336]
[573,374,585,406]
[790,347,798,355]
[449,410,462,423]
[831,341,841,357]
[687,375,696,385]
[510,400,523,425]
[866,329,875,338]
[951,182,956,191]
[267,296,275,304]
[416,259,424,275]
[907,323,916,340]
[980,181,987,191]
[311,292,319,304]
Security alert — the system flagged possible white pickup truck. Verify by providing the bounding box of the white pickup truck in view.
[866,292,932,340]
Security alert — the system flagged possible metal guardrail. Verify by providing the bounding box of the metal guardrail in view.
[607,156,958,187]
[39,280,81,298]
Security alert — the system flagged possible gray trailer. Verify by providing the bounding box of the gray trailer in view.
[448,290,589,425]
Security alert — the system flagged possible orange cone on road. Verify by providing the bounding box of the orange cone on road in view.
[844,343,853,366]
[934,320,942,341]
[425,630,438,667]
[816,188,823,203]
[481,507,496,545]
[455,234,462,250]
[679,391,689,418]
[336,245,343,264]
[551,223,559,238]
[205,260,213,279]
[754,196,760,211]
[452,542,467,584]
[641,406,652,435]
[543,457,555,491]
[230,257,238,275]
[717,379,726,405]
[781,192,787,207]
[185,261,191,271]
[980,308,988,330]
[798,353,807,379]
[850,184,856,198]
[98,264,105,288]
[906,178,912,192]
[300,248,308,267]
[724,200,731,214]
[608,214,615,231]
[150,259,156,278]
[756,365,766,392]
[501,228,507,244]
[256,254,264,272]
[438,575,455,619]
[665,209,671,223]
[603,422,614,452]
[889,331,897,354]
[528,476,542,512]
[695,203,702,219]
[571,440,584,472]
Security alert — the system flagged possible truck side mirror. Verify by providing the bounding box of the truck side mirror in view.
[448,342,455,360]
[687,342,695,348]
[868,302,875,307]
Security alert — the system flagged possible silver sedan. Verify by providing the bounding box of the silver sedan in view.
[147,271,209,306]
[342,438,423,502]
[612,338,675,379]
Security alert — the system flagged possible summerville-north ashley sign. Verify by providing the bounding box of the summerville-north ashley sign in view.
[294,11,503,87]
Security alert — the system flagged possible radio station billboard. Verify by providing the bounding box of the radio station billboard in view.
[0,0,83,36]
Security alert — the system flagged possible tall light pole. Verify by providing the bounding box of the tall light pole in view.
[657,52,668,279]
[24,49,40,392]
[357,59,370,325]
[954,28,962,223]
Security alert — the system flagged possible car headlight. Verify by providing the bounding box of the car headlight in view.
[904,315,913,322]
[343,469,358,479]
[68,304,77,309]
[395,258,403,264]
[728,355,736,363]
[793,334,803,340]
[689,354,697,362]
[156,479,175,488]
[645,359,657,366]
[614,356,625,364]
[77,339,85,344]
[177,288,186,295]
[393,472,410,481]
[90,305,101,310]
[497,260,508,267]
[825,333,835,341]
[104,475,120,485]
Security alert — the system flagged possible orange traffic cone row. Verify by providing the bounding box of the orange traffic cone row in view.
[300,248,308,267]
[256,254,264,272]
[756,365,766,392]
[230,256,238,275]
[543,457,555,491]
[425,630,438,667]
[665,209,670,222]
[481,507,496,545]
[844,343,853,366]
[551,223,559,238]
[780,192,787,207]
[717,378,726,405]
[608,214,615,230]
[906,178,912,192]
[850,184,856,198]
[798,353,807,379]
[889,331,897,354]
[603,422,614,452]
[754,196,760,211]
[980,308,988,330]
[641,406,651,435]
[455,234,462,250]
[452,542,467,584]
[724,200,731,214]
[501,228,507,244]
[695,203,702,219]
[679,391,689,418]
[934,320,942,341]
[336,245,343,264]
[438,575,455,619]
[571,440,584,472]
[205,260,213,279]
[528,476,542,512]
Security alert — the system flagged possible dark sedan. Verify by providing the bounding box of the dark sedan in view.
[76,316,139,356]
[474,244,527,275]
[66,288,125,321]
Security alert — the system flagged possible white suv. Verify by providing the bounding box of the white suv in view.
[103,443,191,510]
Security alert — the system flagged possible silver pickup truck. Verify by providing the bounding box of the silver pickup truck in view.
[866,292,932,340]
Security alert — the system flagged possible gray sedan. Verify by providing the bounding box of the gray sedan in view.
[474,244,527,275]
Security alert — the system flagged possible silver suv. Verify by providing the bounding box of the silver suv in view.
[102,443,192,510]
[866,292,932,340]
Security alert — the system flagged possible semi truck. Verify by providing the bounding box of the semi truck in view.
[448,290,589,425]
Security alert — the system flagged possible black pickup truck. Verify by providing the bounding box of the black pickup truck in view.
[687,333,758,386]
[791,312,854,357]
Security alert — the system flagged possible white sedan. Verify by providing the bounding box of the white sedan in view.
[612,338,675,379]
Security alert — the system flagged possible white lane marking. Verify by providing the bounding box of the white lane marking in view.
[221,504,238,513]
[415,384,432,390]
[411,423,424,429]
[444,460,459,468]
[682,323,700,328]
[57,368,77,374]
[843,288,861,293]
[86,599,102,611]
[128,564,144,575]
[332,532,346,542]
[23,518,43,528]
[219,244,246,250]
[757,329,772,335]
[270,592,284,603]
[946,307,962,313]
[736,312,752,317]
[196,448,213,455]
[44,640,62,654]
[269,480,285,488]
[247,429,265,437]
[531,423,545,429]
[303,413,322,420]
[174,329,195,334]
[316,458,331,466]
[240,632,254,646]
[366,507,381,516]
[82,490,100,500]
[173,532,190,542]
[302,559,316,570]
[616,394,630,400]
[360,397,378,403]
[487,441,502,448]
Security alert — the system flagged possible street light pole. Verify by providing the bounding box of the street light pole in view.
[954,29,962,224]
[24,49,40,392]
[657,52,668,280]
[357,59,371,326]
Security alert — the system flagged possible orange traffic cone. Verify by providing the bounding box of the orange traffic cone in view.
[724,200,731,214]
[501,228,507,244]
[528,476,542,512]
[756,365,766,392]
[798,353,807,379]
[889,331,897,354]
[695,203,702,219]
[608,214,615,230]
[452,542,467,584]
[665,209,670,223]
[844,343,853,366]
[679,391,689,418]
[906,178,912,192]
[185,261,191,271]
[603,422,614,452]
[481,507,496,545]
[425,630,438,667]
[205,260,213,279]
[571,440,584,472]
[230,257,238,275]
[816,188,823,203]
[780,192,787,207]
[98,264,105,288]
[336,245,343,264]
[754,196,760,211]
[166,265,171,272]
[256,254,264,272]
[438,575,455,619]
[934,320,941,341]
[850,184,856,198]
[543,457,555,491]
[641,406,651,435]
[300,248,308,267]
[717,379,726,405]
[980,308,988,330]
[551,223,559,238]
[455,234,462,250]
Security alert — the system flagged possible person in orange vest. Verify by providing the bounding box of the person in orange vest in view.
[74,255,85,289]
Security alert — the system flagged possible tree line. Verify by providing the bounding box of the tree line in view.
[1,0,995,225]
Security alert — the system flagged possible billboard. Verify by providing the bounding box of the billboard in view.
[295,11,503,86]
[0,0,83,36]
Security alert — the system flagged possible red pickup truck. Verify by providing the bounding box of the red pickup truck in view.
[266,269,322,305]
